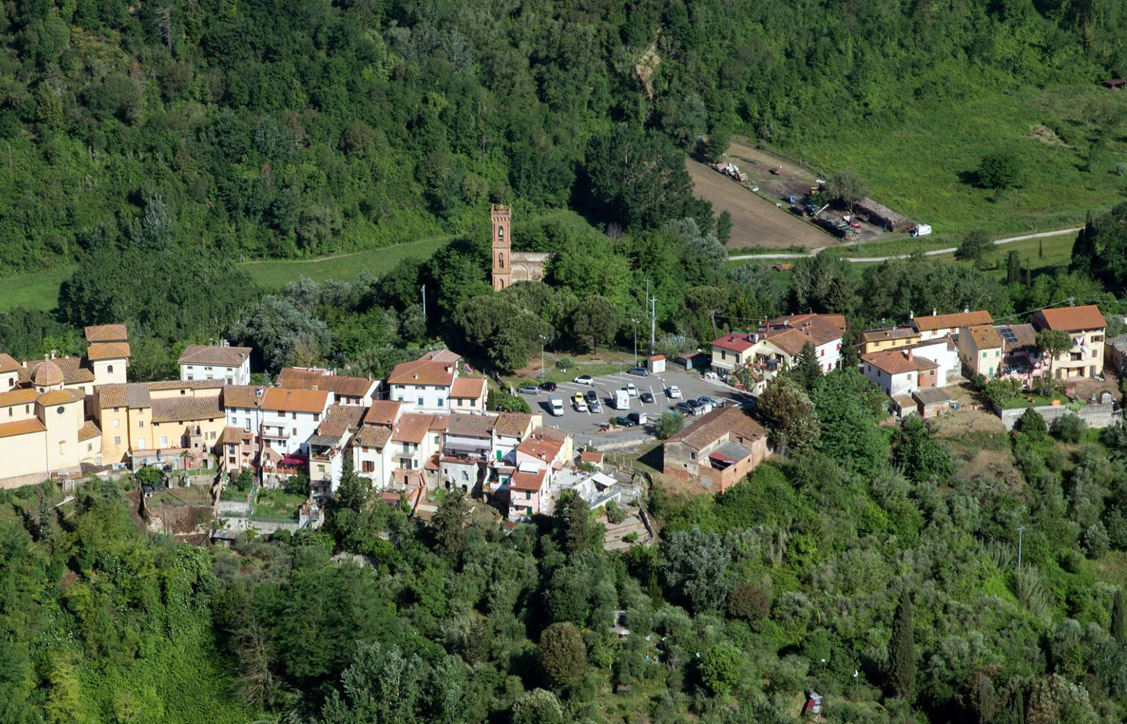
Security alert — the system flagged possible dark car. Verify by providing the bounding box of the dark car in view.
[539,381,557,392]
[584,390,599,405]
[700,395,725,408]
[627,412,647,425]
[517,385,540,395]
[613,416,638,428]
[627,367,650,377]
[674,402,694,416]
[640,391,655,404]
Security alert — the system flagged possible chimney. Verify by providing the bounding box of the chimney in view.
[903,349,912,360]
[909,310,914,320]
[963,306,969,314]
[932,308,937,316]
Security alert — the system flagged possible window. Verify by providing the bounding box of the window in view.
[524,491,531,500]
[362,460,374,473]
[113,418,120,428]
[458,398,465,406]
[138,420,145,428]
[313,413,320,422]
[160,436,168,448]
[292,412,297,420]
[291,428,297,436]
[438,397,445,407]
[87,443,92,452]
[244,421,251,432]
[417,397,424,406]
[114,436,121,444]
[106,364,114,374]
[56,406,64,415]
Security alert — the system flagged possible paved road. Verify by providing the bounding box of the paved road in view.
[727,227,1082,263]
[519,367,753,449]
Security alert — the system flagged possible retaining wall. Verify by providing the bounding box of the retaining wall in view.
[998,402,1118,431]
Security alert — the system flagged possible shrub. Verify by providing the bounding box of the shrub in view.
[977,150,1020,190]
[604,500,627,525]
[488,388,531,413]
[539,622,587,688]
[1017,409,1048,439]
[1050,413,1086,443]
[555,358,574,371]
[656,411,684,439]
[725,583,771,623]
[699,642,742,696]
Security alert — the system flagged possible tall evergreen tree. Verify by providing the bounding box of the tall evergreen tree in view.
[1113,588,1127,643]
[789,341,822,392]
[888,590,916,699]
[431,491,470,555]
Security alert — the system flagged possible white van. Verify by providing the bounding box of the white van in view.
[911,224,932,237]
[549,396,565,416]
[613,389,630,410]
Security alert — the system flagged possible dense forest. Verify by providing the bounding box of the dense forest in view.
[8,366,1127,723]
[3,0,1127,275]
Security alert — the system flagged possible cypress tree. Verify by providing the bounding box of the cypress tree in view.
[1113,588,1127,643]
[888,590,916,699]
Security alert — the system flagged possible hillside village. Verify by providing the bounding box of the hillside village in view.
[3,297,1121,540]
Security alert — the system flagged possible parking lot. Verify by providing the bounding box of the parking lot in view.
[518,366,755,448]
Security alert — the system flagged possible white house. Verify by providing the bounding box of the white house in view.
[493,412,536,464]
[222,385,266,433]
[902,337,959,377]
[388,412,444,477]
[277,367,380,406]
[309,405,365,492]
[178,343,253,385]
[387,349,463,413]
[861,349,941,398]
[260,388,332,456]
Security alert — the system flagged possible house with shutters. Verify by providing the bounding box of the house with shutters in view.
[309,405,366,492]
[260,388,333,456]
[710,314,845,393]
[440,413,496,494]
[860,348,942,398]
[387,349,464,413]
[910,309,993,342]
[1032,305,1107,380]
[352,400,403,490]
[178,342,253,385]
[958,324,1004,378]
[661,407,769,492]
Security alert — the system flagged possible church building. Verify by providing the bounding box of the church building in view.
[490,204,553,291]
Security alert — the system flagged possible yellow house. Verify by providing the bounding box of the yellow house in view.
[0,386,95,488]
[95,380,225,466]
[1033,305,1107,380]
[957,325,1004,378]
[858,327,921,355]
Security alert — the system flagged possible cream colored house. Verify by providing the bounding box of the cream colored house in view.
[1032,305,1107,380]
[0,384,97,488]
[958,325,1004,378]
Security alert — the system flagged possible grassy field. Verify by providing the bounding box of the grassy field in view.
[783,84,1127,237]
[239,235,454,289]
[0,264,75,312]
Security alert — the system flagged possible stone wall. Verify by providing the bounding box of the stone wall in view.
[998,402,1118,431]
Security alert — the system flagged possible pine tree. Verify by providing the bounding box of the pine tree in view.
[789,341,823,392]
[431,490,470,555]
[888,590,916,699]
[1113,588,1127,643]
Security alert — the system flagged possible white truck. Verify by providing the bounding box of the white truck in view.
[613,389,630,411]
[549,396,565,417]
[911,224,932,237]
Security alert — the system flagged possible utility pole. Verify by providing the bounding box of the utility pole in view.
[420,284,426,320]
[539,334,547,380]
[631,320,638,365]
[1017,525,1025,572]
[650,294,657,353]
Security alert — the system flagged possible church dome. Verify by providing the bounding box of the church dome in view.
[33,360,64,387]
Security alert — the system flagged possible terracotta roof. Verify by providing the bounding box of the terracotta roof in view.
[37,389,84,406]
[222,385,266,409]
[84,324,128,343]
[0,353,20,373]
[278,368,376,398]
[126,383,152,408]
[711,333,757,354]
[579,451,604,462]
[912,388,953,406]
[424,349,461,363]
[0,388,39,408]
[769,313,847,332]
[177,344,252,367]
[995,323,1037,354]
[387,356,457,387]
[0,418,45,439]
[86,342,131,361]
[20,357,94,386]
[1035,305,1106,331]
[77,420,101,442]
[861,349,938,375]
[354,424,392,448]
[392,413,434,444]
[318,405,365,437]
[666,407,765,451]
[912,310,992,332]
[445,412,495,438]
[98,382,152,409]
[510,467,547,492]
[450,377,487,399]
[963,324,1002,350]
[364,400,402,427]
[429,414,450,431]
[517,433,564,463]
[859,327,920,344]
[494,412,532,438]
[763,328,812,357]
[218,426,248,445]
[32,360,64,387]
[262,388,330,414]
[151,396,223,423]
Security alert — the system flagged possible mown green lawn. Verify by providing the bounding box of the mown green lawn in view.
[239,235,454,289]
[0,264,75,312]
[784,84,1127,237]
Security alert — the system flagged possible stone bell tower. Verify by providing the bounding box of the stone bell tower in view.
[491,204,512,291]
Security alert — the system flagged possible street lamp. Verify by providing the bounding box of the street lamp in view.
[631,319,639,366]
[539,334,547,381]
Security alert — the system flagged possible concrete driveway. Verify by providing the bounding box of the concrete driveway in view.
[519,366,754,448]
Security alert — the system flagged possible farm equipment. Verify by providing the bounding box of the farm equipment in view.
[787,194,797,204]
[711,161,748,182]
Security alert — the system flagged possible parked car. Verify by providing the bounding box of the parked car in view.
[703,371,719,380]
[574,399,588,413]
[573,375,594,385]
[627,411,647,426]
[517,385,540,395]
[640,391,655,404]
[573,391,585,404]
[584,390,599,405]
[674,402,694,416]
[624,382,639,397]
[590,399,603,413]
[539,381,557,392]
[685,399,704,415]
[613,416,638,428]
[667,385,683,399]
[695,397,714,414]
[700,395,725,408]
[627,367,650,377]
[549,396,564,416]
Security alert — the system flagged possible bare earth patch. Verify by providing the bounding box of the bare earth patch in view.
[1028,123,1068,147]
